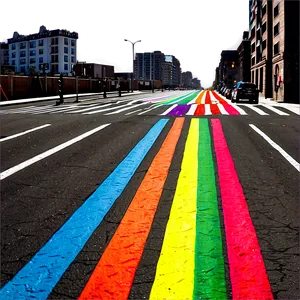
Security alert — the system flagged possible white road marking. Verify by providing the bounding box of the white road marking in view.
[238,104,269,115]
[186,104,198,115]
[217,104,229,115]
[0,123,110,180]
[276,105,299,115]
[67,103,112,113]
[0,124,51,142]
[261,104,289,115]
[232,105,248,115]
[160,104,177,115]
[249,124,300,172]
[138,104,163,115]
[104,102,149,115]
[125,109,142,115]
[187,91,201,104]
[204,104,212,115]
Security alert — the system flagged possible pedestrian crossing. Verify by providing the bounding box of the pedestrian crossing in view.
[1,90,298,117]
[0,101,297,117]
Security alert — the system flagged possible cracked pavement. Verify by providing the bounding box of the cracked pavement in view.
[1,95,299,299]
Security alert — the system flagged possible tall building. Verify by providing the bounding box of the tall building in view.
[249,0,299,102]
[73,62,114,78]
[7,25,78,75]
[0,42,9,66]
[182,71,193,88]
[237,31,251,82]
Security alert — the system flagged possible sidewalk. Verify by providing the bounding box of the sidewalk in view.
[259,94,300,109]
[0,91,145,107]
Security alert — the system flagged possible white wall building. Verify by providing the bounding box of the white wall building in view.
[8,25,78,75]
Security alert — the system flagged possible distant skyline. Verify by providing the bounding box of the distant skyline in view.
[0,0,247,73]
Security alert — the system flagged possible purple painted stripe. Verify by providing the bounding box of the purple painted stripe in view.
[167,105,191,116]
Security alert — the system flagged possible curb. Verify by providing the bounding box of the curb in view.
[0,91,145,107]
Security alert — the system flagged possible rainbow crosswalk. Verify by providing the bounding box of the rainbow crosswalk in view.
[0,118,274,300]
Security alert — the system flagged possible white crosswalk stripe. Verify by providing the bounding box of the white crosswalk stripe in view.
[238,104,269,115]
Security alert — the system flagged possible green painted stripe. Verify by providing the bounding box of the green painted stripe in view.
[176,91,200,105]
[193,118,227,300]
[161,92,195,105]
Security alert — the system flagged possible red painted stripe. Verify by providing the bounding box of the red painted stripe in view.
[79,118,184,300]
[210,104,221,114]
[205,91,212,104]
[222,104,241,115]
[211,119,273,300]
[211,91,227,104]
[194,104,205,116]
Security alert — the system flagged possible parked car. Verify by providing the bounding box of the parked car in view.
[231,82,259,104]
[225,88,232,99]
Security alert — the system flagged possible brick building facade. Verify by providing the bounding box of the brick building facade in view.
[249,0,299,103]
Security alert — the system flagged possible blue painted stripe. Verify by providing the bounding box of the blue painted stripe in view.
[0,119,169,300]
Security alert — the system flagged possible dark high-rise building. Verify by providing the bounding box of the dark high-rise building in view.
[237,31,251,82]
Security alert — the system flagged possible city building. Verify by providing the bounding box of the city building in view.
[182,71,193,88]
[249,0,299,102]
[237,31,251,82]
[218,50,240,88]
[0,42,13,74]
[73,62,114,78]
[7,25,78,75]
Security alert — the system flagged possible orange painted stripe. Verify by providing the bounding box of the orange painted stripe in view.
[205,91,212,104]
[195,90,205,104]
[194,104,205,116]
[79,118,184,300]
[211,91,228,104]
[210,104,221,114]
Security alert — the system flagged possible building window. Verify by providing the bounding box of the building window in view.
[71,40,75,47]
[64,64,68,71]
[39,48,43,55]
[64,47,68,54]
[64,55,68,62]
[251,43,255,53]
[262,4,266,16]
[11,44,16,50]
[20,58,26,65]
[38,39,44,47]
[51,64,58,73]
[51,37,58,45]
[30,50,36,56]
[251,56,255,66]
[274,3,279,18]
[51,46,58,54]
[20,42,26,49]
[64,38,68,45]
[51,55,58,63]
[274,23,279,36]
[274,42,279,55]
[11,52,16,58]
[71,48,75,55]
[262,40,266,50]
[20,66,26,73]
[30,58,36,64]
[39,57,43,63]
[30,41,36,48]
[71,56,75,63]
[12,60,15,65]
[262,22,266,33]
[20,50,26,57]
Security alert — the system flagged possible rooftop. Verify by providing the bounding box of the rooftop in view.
[8,25,78,44]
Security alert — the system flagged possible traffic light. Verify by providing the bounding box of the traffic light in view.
[231,61,235,68]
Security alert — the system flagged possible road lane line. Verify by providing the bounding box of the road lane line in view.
[0,124,110,180]
[261,104,289,115]
[211,119,273,299]
[276,105,299,115]
[249,124,300,172]
[0,124,51,142]
[160,104,177,115]
[193,119,226,299]
[217,104,229,115]
[66,103,107,113]
[0,119,168,300]
[150,119,198,299]
[79,118,184,300]
[204,103,212,115]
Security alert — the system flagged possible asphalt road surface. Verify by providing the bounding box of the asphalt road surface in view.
[1,90,299,299]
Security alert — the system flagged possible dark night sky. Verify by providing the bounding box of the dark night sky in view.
[0,0,246,72]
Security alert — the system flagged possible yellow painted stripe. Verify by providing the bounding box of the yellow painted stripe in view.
[150,119,198,300]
